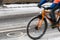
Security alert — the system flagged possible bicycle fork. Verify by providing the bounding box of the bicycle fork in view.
[37,10,45,29]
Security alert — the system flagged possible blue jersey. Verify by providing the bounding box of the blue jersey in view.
[39,0,60,9]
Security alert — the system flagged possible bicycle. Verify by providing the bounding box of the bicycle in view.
[27,6,60,39]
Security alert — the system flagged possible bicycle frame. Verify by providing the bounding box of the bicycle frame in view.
[37,9,60,29]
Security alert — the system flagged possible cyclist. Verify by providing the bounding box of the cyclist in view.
[38,0,60,28]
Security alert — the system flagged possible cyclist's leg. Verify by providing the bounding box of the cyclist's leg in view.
[49,5,59,24]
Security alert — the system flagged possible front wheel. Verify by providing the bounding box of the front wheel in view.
[27,15,47,39]
[57,18,60,32]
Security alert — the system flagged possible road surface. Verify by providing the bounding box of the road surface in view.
[0,26,60,40]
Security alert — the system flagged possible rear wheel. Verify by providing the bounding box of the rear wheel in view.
[27,15,47,39]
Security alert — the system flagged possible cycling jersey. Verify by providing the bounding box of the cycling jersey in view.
[54,0,60,3]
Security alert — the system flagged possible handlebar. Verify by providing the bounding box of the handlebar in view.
[40,6,51,13]
[39,6,51,10]
[41,6,45,8]
[41,6,48,10]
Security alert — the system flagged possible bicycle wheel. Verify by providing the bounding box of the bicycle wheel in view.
[57,18,60,32]
[27,15,47,39]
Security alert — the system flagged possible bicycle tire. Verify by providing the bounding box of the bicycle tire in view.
[27,15,48,39]
[57,18,60,32]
